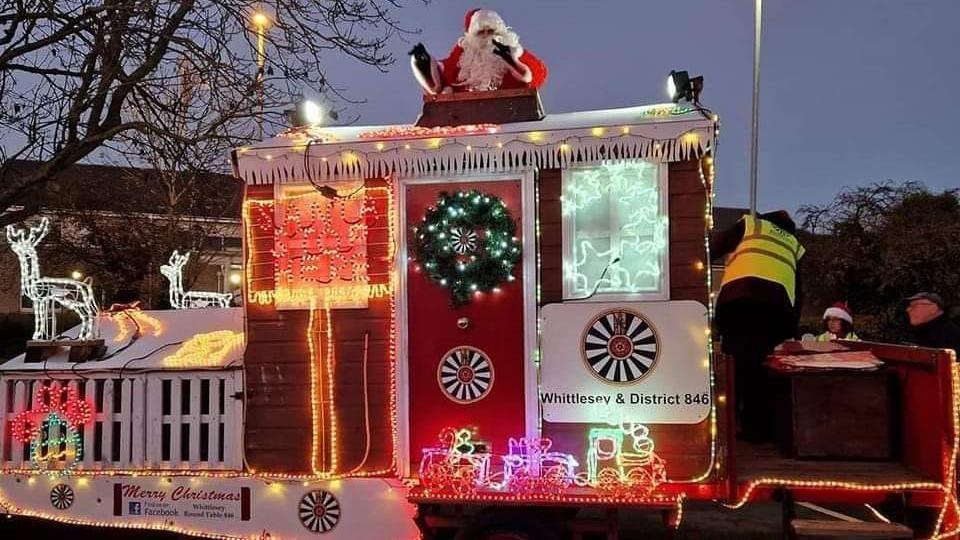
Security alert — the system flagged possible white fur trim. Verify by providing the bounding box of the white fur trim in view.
[468,9,505,35]
[823,307,852,324]
[456,35,510,91]
[511,57,533,83]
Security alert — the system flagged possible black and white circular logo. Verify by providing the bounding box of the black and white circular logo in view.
[298,490,341,533]
[449,227,478,254]
[438,346,494,403]
[50,483,74,510]
[582,309,659,384]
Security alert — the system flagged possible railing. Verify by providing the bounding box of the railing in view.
[0,370,244,471]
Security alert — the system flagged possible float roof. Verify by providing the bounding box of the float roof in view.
[0,308,244,373]
[234,103,717,185]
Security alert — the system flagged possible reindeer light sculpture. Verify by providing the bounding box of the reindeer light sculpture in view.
[160,250,232,309]
[5,218,99,341]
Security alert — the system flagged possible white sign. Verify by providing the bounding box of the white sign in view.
[0,475,417,539]
[113,482,250,522]
[540,300,711,424]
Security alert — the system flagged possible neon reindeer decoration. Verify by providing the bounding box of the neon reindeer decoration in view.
[160,250,231,309]
[5,217,99,340]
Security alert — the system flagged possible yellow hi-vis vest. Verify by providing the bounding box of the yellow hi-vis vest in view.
[719,215,805,305]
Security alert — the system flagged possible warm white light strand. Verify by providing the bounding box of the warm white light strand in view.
[160,251,231,309]
[5,217,99,340]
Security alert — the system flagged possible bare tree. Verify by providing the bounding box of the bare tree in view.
[0,0,414,227]
[0,158,241,308]
[797,181,960,340]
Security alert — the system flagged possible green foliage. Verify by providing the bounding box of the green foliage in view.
[412,190,521,305]
[798,182,960,341]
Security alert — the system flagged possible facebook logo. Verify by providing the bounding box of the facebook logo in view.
[128,501,142,515]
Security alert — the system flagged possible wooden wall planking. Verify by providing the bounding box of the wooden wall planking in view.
[242,180,396,475]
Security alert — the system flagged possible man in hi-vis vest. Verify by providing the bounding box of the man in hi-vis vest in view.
[711,210,804,442]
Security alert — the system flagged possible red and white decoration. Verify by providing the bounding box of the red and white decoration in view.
[438,346,495,404]
[298,489,342,533]
[245,185,385,309]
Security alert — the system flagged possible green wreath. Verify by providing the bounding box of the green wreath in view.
[412,190,521,305]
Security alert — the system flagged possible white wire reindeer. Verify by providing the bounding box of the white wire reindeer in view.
[5,217,99,340]
[160,250,231,309]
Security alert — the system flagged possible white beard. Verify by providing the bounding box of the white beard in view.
[456,30,523,92]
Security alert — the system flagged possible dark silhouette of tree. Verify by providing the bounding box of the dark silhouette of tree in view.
[0,0,416,226]
[799,182,960,340]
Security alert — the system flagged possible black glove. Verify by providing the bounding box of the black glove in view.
[409,42,431,65]
[491,40,512,58]
[409,43,435,82]
[492,39,518,68]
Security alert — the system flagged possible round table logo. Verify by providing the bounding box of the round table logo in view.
[298,489,341,533]
[50,483,75,510]
[581,309,659,384]
[437,346,494,403]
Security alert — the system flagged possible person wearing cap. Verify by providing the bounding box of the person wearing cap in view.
[817,302,860,342]
[711,209,805,442]
[905,292,960,356]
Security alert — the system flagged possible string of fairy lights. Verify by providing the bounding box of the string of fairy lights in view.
[236,107,715,188]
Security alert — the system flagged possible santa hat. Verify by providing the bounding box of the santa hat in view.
[464,9,505,35]
[822,302,853,324]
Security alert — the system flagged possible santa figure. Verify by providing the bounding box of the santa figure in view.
[410,9,547,94]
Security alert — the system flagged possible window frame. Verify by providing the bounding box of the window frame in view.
[560,160,670,303]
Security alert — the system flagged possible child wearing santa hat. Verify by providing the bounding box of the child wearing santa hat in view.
[816,302,860,341]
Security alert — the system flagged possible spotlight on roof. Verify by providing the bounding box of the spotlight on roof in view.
[287,98,340,128]
[667,70,704,104]
[299,99,324,126]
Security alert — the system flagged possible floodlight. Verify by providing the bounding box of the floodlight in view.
[300,100,324,125]
[667,70,704,104]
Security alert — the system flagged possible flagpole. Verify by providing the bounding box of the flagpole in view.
[749,0,762,217]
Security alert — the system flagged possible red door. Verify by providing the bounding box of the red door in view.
[406,180,526,466]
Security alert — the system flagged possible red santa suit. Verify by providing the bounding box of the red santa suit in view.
[438,9,547,93]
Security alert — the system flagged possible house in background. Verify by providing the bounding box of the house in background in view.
[0,161,243,315]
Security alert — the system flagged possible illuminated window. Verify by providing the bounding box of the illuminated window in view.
[561,160,669,300]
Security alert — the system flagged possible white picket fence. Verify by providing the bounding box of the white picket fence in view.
[0,370,244,471]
